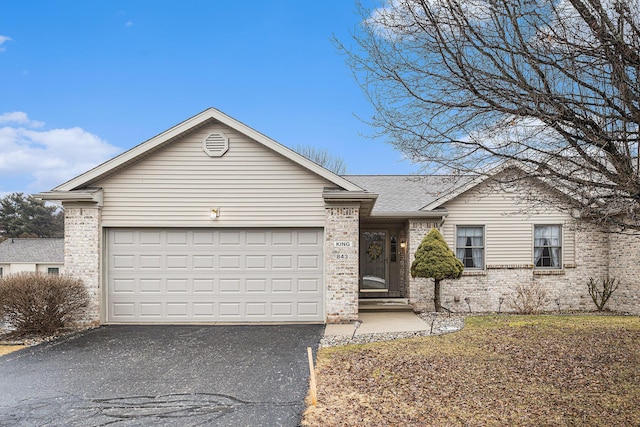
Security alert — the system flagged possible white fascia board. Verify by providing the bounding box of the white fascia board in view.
[370,210,448,219]
[322,190,378,202]
[36,189,103,206]
[53,108,363,192]
[323,190,378,216]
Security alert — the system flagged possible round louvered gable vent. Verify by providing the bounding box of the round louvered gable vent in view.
[202,132,229,157]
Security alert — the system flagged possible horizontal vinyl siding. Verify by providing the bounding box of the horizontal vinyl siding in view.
[441,183,575,266]
[97,123,333,227]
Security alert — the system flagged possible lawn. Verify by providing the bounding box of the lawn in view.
[0,345,24,356]
[302,315,640,426]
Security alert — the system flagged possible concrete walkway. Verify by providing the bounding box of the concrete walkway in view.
[324,312,430,336]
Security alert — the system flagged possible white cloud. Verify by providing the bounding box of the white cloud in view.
[0,111,45,128]
[0,113,121,193]
[0,35,11,52]
[366,0,495,40]
[125,20,133,27]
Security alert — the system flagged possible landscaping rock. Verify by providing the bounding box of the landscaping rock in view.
[320,313,465,347]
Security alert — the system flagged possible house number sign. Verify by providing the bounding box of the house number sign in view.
[334,241,353,260]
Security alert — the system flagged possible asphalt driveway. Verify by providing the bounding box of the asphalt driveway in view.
[0,324,324,426]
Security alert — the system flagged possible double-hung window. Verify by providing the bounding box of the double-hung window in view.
[456,226,484,269]
[534,225,562,268]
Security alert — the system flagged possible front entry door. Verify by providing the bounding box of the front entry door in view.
[360,230,388,292]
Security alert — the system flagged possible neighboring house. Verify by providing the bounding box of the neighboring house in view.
[0,238,64,277]
[37,108,639,324]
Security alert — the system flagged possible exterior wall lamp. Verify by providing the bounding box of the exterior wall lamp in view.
[400,239,406,249]
[210,208,220,220]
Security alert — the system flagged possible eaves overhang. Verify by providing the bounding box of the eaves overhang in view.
[369,210,448,219]
[36,188,103,207]
[323,190,378,217]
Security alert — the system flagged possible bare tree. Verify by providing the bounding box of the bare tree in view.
[342,0,640,229]
[295,145,348,174]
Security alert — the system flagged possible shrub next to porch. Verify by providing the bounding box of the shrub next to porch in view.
[411,228,464,312]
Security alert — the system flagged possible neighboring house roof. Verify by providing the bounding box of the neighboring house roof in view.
[50,108,363,193]
[343,175,475,213]
[0,238,64,263]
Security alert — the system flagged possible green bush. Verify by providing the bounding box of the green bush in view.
[0,272,89,338]
[411,228,464,312]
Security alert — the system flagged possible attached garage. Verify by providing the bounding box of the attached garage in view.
[106,228,324,323]
[39,108,369,325]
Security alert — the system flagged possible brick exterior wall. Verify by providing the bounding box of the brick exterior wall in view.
[324,205,360,323]
[64,206,101,324]
[405,220,438,312]
[608,232,640,314]
[406,222,618,314]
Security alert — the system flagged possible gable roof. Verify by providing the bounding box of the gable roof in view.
[343,175,475,213]
[0,238,64,263]
[52,108,363,193]
[420,162,526,210]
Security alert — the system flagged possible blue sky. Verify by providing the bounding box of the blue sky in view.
[0,0,419,195]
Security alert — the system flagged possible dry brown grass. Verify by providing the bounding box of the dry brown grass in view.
[302,315,640,426]
[0,345,24,356]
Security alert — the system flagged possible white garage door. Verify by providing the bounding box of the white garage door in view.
[106,228,324,323]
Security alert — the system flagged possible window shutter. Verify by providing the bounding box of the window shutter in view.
[202,132,229,157]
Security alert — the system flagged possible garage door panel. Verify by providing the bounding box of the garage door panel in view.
[112,230,135,245]
[139,279,162,293]
[109,300,323,322]
[219,255,241,269]
[167,231,188,245]
[299,255,320,269]
[246,231,267,245]
[107,228,324,323]
[193,255,214,269]
[113,255,135,269]
[112,302,135,317]
[219,231,241,245]
[298,231,321,245]
[139,231,161,245]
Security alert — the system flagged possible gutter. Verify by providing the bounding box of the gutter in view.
[369,210,448,219]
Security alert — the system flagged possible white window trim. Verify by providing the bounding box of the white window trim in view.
[455,225,485,270]
[533,224,563,269]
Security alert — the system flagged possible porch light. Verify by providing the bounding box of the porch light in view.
[210,208,220,220]
[400,239,406,249]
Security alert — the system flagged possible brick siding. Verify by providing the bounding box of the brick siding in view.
[64,206,101,324]
[405,221,634,314]
[324,206,360,323]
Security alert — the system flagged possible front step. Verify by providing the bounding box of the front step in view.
[359,298,413,312]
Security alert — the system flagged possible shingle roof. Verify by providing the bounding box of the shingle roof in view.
[341,175,474,213]
[0,238,64,263]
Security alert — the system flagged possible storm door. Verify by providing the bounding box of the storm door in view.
[360,230,388,292]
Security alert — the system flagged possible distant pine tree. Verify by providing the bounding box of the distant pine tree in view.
[0,193,64,240]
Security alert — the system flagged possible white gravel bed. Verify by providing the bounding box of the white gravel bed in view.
[320,313,466,348]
